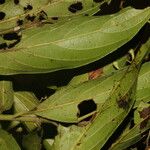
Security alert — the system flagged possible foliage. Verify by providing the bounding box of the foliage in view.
[0,0,150,150]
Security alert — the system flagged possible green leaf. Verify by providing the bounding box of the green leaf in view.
[14,91,39,112]
[13,92,40,131]
[0,0,102,33]
[43,139,54,150]
[68,52,128,86]
[34,69,125,122]
[109,101,150,150]
[134,62,150,107]
[34,49,150,123]
[0,36,6,44]
[49,58,139,150]
[35,40,148,149]
[52,125,85,150]
[0,7,149,75]
[22,132,41,150]
[0,129,21,150]
[0,80,13,112]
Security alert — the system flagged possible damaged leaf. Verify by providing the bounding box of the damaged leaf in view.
[0,0,103,33]
[34,37,149,150]
[0,7,149,75]
[110,102,150,150]
[41,53,137,150]
[34,40,150,123]
[34,69,125,122]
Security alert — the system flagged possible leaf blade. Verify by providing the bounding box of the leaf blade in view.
[0,7,149,75]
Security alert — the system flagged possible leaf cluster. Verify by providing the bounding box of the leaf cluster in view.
[0,0,150,150]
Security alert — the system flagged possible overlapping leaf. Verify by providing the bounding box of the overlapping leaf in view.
[68,53,129,86]
[22,132,41,150]
[134,62,150,107]
[0,80,13,112]
[0,129,21,150]
[34,42,150,123]
[110,101,150,150]
[35,40,149,149]
[49,52,143,150]
[43,139,54,150]
[0,7,149,75]
[51,125,86,150]
[13,91,40,131]
[0,0,103,33]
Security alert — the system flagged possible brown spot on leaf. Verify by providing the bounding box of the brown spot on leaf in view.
[139,106,150,129]
[140,118,149,129]
[139,107,150,119]
[117,94,129,109]
[88,68,103,80]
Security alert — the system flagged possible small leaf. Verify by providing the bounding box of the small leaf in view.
[0,80,13,112]
[52,125,85,150]
[43,139,54,150]
[14,91,39,112]
[13,91,40,131]
[134,62,150,107]
[0,129,21,150]
[22,132,41,150]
